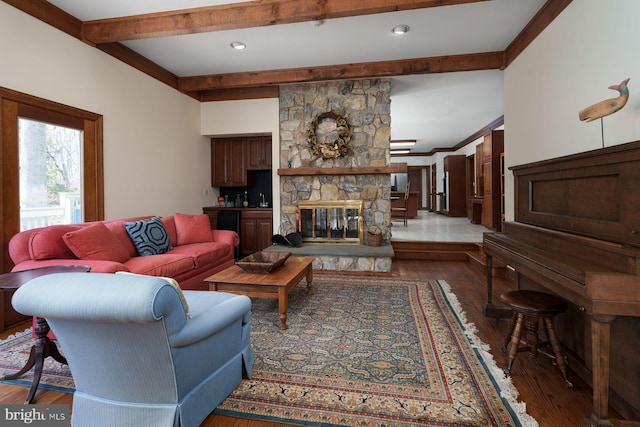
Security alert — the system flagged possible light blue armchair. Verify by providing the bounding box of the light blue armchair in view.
[12,272,254,427]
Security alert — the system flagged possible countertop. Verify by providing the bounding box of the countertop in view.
[203,206,272,211]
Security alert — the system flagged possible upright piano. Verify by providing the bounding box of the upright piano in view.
[483,140,640,427]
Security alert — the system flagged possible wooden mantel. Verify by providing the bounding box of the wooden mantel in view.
[277,165,402,176]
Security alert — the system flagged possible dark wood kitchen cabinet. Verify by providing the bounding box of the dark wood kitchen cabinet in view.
[211,137,247,187]
[203,207,273,256]
[247,136,272,170]
[240,210,273,255]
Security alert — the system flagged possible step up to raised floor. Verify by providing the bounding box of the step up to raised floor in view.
[390,241,509,277]
[391,241,479,261]
[263,243,394,273]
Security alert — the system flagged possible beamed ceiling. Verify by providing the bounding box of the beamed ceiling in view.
[3,0,572,154]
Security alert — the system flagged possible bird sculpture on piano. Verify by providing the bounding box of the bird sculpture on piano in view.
[579,78,630,122]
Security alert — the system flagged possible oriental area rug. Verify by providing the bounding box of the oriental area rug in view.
[215,275,538,427]
[0,276,537,427]
[0,329,74,394]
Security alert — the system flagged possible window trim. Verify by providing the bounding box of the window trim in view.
[0,87,104,271]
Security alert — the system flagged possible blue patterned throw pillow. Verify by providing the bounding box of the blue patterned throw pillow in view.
[124,216,173,256]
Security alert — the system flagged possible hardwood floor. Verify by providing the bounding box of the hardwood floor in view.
[0,259,620,426]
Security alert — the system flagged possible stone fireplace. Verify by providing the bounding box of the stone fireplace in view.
[273,78,394,272]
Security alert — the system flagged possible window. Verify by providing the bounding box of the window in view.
[19,118,84,230]
[1,87,104,271]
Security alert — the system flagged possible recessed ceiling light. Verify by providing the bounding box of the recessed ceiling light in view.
[391,25,410,35]
[230,41,246,50]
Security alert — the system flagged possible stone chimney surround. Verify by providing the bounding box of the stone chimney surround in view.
[277,79,393,247]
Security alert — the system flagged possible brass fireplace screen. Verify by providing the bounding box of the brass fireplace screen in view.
[297,200,363,244]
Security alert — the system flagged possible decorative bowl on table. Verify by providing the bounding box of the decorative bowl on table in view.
[236,251,291,274]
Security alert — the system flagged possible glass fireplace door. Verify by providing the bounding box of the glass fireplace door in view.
[298,200,363,243]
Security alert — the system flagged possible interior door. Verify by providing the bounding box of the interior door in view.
[407,167,423,209]
[430,164,437,212]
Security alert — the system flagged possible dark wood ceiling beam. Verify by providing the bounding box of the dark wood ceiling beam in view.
[180,51,504,92]
[199,86,280,102]
[1,0,187,96]
[95,43,182,92]
[504,0,572,66]
[82,0,488,43]
[2,0,82,39]
[3,0,570,108]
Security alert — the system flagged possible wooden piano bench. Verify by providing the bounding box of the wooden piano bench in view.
[500,289,573,389]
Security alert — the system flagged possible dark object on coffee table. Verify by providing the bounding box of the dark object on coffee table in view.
[236,251,291,274]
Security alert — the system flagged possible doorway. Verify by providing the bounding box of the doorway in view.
[407,166,425,209]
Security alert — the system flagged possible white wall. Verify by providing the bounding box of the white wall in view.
[0,3,210,219]
[504,0,640,220]
[392,155,430,167]
[201,99,281,230]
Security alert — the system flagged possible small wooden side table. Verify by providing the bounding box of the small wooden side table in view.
[205,257,313,330]
[0,265,90,403]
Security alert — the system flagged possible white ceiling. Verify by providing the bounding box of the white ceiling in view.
[46,0,548,153]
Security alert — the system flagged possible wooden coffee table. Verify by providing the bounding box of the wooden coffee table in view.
[205,256,313,330]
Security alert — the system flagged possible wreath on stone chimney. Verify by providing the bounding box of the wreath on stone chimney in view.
[307,111,350,159]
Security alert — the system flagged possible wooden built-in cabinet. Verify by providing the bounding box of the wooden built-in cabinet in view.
[203,207,273,257]
[475,143,484,196]
[240,210,273,256]
[499,152,505,223]
[203,208,218,230]
[247,136,272,170]
[443,155,467,217]
[467,143,485,224]
[468,197,483,224]
[211,135,272,186]
[211,137,248,187]
[481,130,504,231]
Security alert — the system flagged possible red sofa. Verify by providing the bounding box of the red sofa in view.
[9,213,239,291]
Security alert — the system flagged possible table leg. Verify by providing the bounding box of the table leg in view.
[306,264,313,295]
[2,317,67,404]
[278,288,288,330]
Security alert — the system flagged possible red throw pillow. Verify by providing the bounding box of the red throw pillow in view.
[63,222,130,263]
[28,225,81,260]
[174,213,213,245]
